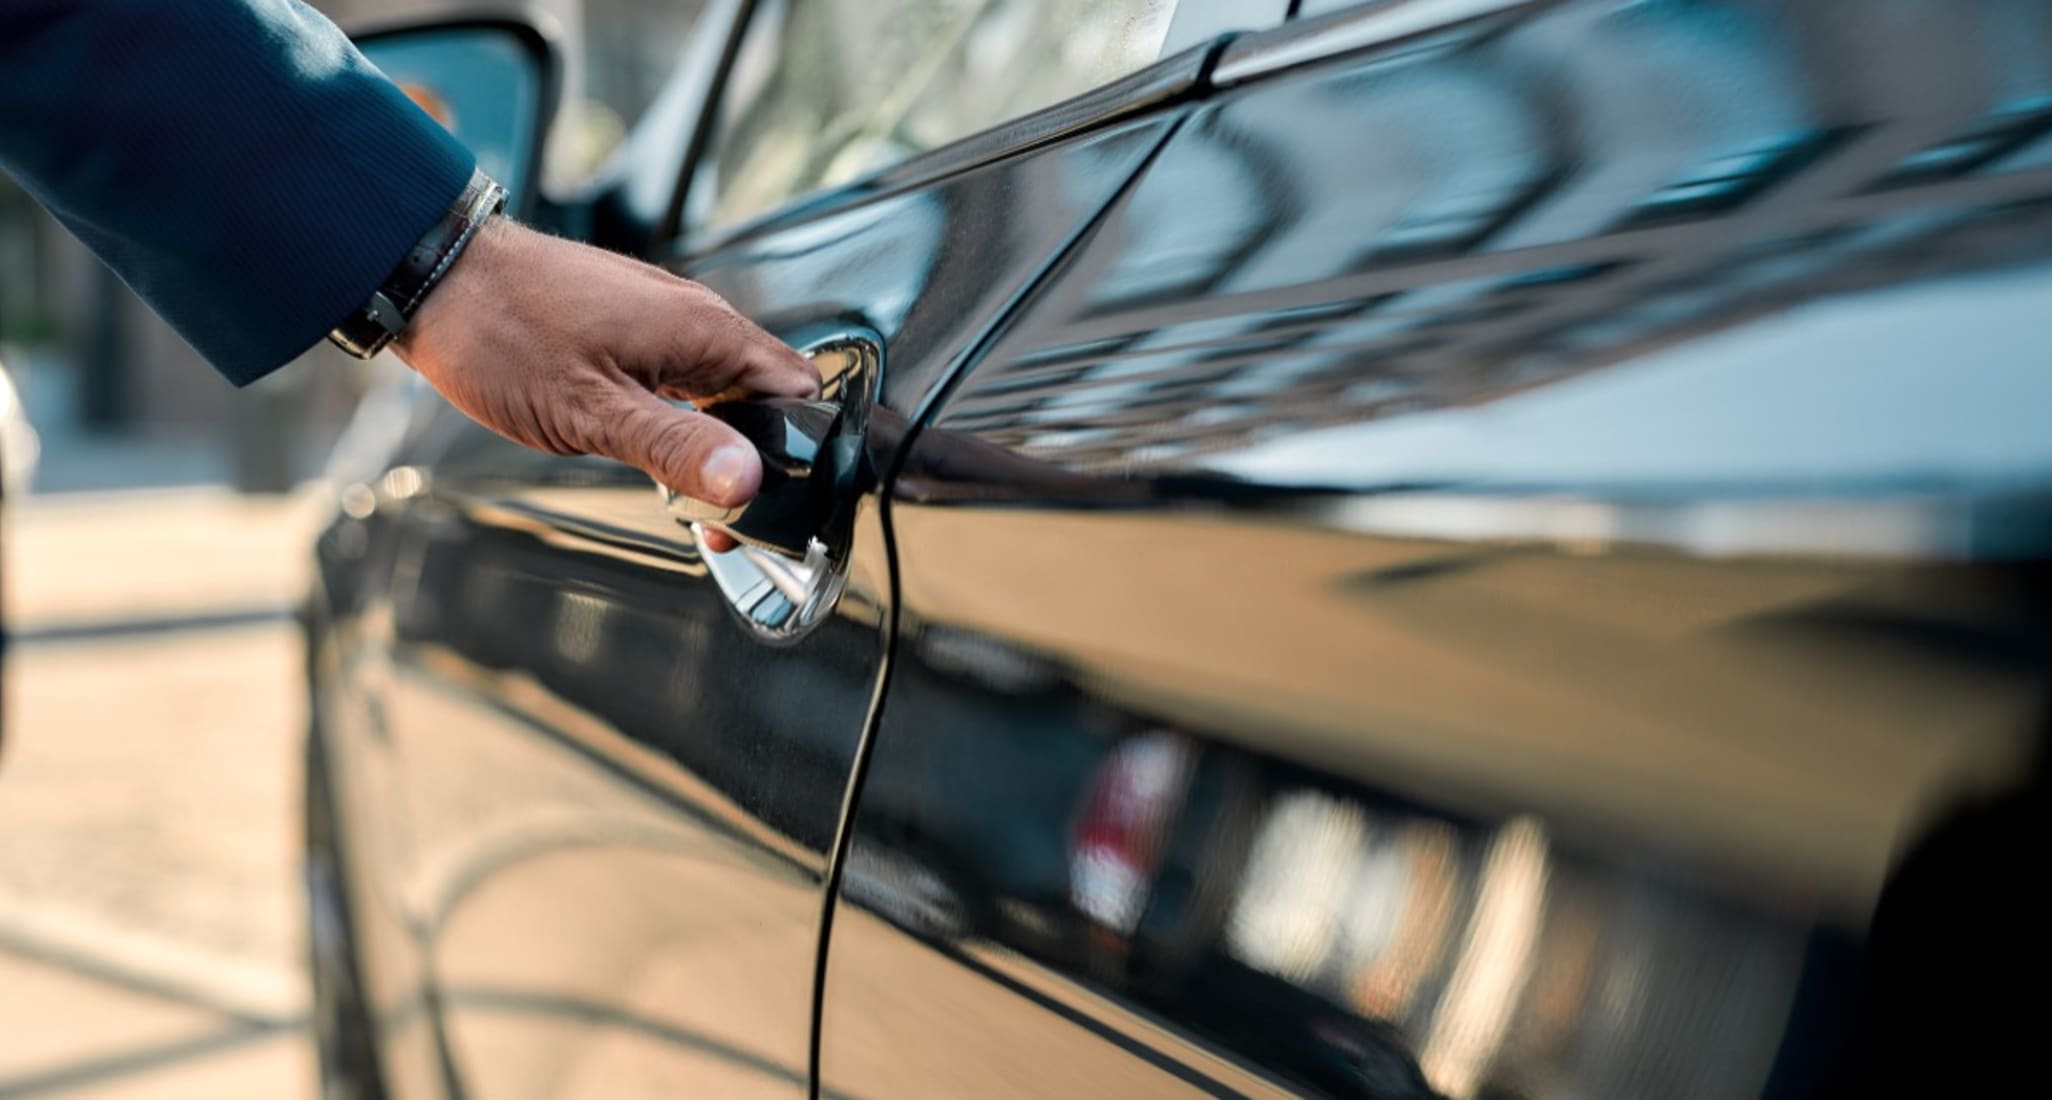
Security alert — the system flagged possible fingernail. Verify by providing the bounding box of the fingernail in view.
[700,445,757,504]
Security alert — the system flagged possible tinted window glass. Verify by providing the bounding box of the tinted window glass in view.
[695,0,1180,230]
[550,0,715,184]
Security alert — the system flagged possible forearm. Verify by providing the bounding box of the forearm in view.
[0,0,474,382]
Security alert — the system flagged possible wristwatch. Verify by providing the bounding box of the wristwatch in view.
[328,168,507,359]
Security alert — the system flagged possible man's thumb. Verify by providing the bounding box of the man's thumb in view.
[605,388,763,507]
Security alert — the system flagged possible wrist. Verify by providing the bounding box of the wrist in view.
[328,169,506,359]
[393,214,513,366]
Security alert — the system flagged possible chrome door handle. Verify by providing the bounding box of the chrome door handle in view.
[665,397,859,559]
[658,333,880,639]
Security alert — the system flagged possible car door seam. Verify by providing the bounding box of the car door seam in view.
[803,101,1210,1099]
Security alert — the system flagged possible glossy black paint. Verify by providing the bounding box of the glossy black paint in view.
[308,1,2052,1098]
[308,25,1182,1100]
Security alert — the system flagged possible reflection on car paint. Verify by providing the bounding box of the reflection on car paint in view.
[825,1,2052,1098]
[1072,731,1198,936]
[309,60,1189,1100]
[310,0,2052,1097]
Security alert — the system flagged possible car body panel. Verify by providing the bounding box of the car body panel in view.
[309,70,1192,1100]
[820,0,2052,1096]
[308,1,2052,1097]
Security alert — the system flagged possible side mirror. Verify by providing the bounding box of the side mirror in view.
[352,16,561,217]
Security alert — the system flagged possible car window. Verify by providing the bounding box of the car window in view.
[548,0,715,186]
[693,0,1182,231]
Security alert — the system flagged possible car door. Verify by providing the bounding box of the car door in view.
[821,1,2052,1097]
[374,2,1282,1098]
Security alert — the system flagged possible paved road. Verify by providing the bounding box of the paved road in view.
[2,488,321,1098]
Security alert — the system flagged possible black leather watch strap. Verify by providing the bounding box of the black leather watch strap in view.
[329,168,507,359]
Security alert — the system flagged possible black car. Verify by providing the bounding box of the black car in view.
[305,2,2052,1097]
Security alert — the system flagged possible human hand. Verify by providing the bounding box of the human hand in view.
[393,218,820,511]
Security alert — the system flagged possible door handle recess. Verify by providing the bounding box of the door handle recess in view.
[657,334,880,640]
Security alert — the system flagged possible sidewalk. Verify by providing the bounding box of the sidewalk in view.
[1,487,323,1098]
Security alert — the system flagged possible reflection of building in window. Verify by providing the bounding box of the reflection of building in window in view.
[576,0,709,125]
[550,0,713,181]
[704,0,1180,229]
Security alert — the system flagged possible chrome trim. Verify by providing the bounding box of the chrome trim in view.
[1213,0,1550,87]
[1160,0,1291,57]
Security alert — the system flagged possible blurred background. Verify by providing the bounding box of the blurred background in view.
[0,2,703,1095]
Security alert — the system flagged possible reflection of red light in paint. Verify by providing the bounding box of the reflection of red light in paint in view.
[1070,731,1195,935]
[399,82,456,131]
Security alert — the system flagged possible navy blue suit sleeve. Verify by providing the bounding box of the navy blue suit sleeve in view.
[0,0,476,384]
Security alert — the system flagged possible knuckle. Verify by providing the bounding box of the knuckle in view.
[553,403,612,457]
